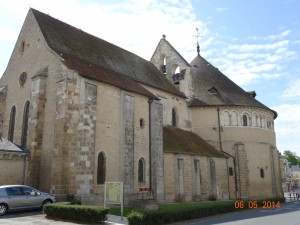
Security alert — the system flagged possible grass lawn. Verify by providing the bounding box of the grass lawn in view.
[108,201,234,217]
[109,207,133,217]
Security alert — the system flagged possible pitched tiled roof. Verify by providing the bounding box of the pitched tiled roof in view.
[0,139,24,152]
[163,126,226,157]
[190,55,277,118]
[31,9,185,98]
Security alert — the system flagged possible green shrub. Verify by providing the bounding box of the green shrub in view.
[127,198,286,225]
[43,203,108,223]
[127,201,236,225]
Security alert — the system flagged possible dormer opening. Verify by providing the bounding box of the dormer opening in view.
[247,91,257,99]
[208,86,218,95]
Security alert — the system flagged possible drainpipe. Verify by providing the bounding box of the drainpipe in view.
[22,153,28,185]
[217,107,238,199]
[148,98,153,191]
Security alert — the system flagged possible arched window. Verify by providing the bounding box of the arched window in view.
[21,101,30,147]
[231,111,239,126]
[172,108,177,127]
[138,158,145,183]
[97,152,106,184]
[242,113,251,127]
[221,111,230,126]
[262,116,266,128]
[172,65,181,85]
[252,113,257,127]
[257,115,261,127]
[8,106,16,142]
[161,55,166,75]
[260,168,264,178]
[242,115,248,126]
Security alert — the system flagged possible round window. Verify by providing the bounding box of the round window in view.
[19,72,27,86]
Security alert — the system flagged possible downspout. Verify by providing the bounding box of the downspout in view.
[22,153,28,185]
[148,98,153,191]
[217,107,238,199]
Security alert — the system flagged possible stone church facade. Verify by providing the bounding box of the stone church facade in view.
[0,8,282,205]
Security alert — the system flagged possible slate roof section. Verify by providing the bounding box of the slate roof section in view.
[31,9,185,98]
[187,97,208,107]
[63,54,158,99]
[190,55,277,118]
[163,126,226,157]
[0,139,24,152]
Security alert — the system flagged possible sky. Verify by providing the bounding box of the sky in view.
[0,0,299,156]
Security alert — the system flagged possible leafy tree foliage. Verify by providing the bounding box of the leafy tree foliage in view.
[284,150,300,165]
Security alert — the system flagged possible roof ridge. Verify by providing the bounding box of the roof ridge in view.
[30,8,185,98]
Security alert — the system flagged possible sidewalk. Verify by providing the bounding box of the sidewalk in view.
[284,186,300,202]
[106,214,128,225]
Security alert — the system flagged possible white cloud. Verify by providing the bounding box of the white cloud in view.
[229,40,289,52]
[216,7,229,12]
[0,0,206,75]
[281,79,300,99]
[273,103,300,154]
[249,30,291,41]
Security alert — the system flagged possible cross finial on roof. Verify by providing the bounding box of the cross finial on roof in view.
[195,28,202,55]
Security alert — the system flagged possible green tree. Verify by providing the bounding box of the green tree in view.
[283,150,300,165]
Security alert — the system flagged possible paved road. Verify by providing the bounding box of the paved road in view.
[172,201,300,225]
[0,209,126,225]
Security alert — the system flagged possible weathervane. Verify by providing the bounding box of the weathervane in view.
[195,28,202,55]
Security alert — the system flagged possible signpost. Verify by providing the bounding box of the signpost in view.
[104,182,124,220]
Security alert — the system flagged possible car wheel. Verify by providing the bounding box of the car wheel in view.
[0,204,8,216]
[41,199,52,209]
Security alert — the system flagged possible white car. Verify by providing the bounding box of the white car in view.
[0,185,56,216]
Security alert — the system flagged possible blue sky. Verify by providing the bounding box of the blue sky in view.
[0,0,300,156]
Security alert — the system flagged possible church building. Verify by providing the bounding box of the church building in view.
[0,8,283,205]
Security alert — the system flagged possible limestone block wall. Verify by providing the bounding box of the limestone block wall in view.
[120,91,135,205]
[150,37,194,98]
[0,10,67,193]
[0,152,30,185]
[93,85,151,206]
[133,95,150,192]
[94,83,121,205]
[142,84,191,131]
[213,157,229,200]
[51,70,98,204]
[150,99,164,203]
[164,153,228,203]
[28,72,48,188]
[0,86,7,136]
[190,106,282,200]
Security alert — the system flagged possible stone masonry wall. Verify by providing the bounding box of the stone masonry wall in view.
[163,153,228,203]
[150,99,164,203]
[0,152,30,185]
[234,143,249,199]
[150,37,194,99]
[0,86,7,137]
[28,72,48,188]
[75,81,97,204]
[120,91,135,205]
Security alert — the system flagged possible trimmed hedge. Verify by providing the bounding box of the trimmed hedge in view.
[43,202,109,223]
[127,198,285,225]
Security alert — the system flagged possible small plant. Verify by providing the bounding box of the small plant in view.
[43,202,108,223]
